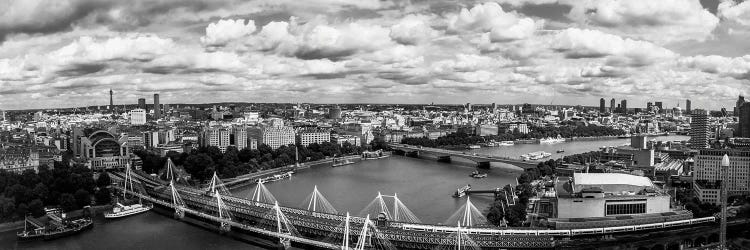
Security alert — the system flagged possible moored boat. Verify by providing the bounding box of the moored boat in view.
[104,202,153,219]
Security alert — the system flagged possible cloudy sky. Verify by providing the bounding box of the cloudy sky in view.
[1,0,749,110]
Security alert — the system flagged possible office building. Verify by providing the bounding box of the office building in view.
[620,99,627,114]
[736,95,746,115]
[739,103,750,138]
[689,109,709,149]
[599,98,606,113]
[466,103,472,112]
[154,93,161,120]
[129,109,147,125]
[491,103,497,113]
[694,149,750,204]
[610,98,615,113]
[686,99,691,114]
[138,98,147,110]
[233,126,248,150]
[655,102,663,113]
[143,131,159,148]
[201,126,231,153]
[109,89,113,107]
[296,129,331,146]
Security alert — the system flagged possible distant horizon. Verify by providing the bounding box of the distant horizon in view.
[3,100,725,113]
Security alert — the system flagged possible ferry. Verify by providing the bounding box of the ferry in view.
[18,208,93,242]
[498,141,514,146]
[104,202,153,219]
[453,184,472,198]
[521,151,552,161]
[556,149,565,153]
[470,171,488,178]
[259,171,294,182]
[539,135,565,144]
[618,133,632,139]
[332,156,355,167]
[466,145,481,149]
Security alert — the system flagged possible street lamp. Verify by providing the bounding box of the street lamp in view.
[720,154,729,249]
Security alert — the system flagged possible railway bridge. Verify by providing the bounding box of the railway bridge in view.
[108,166,722,250]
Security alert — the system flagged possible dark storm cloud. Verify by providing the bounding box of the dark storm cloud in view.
[504,2,573,22]
[0,0,235,40]
[55,63,107,77]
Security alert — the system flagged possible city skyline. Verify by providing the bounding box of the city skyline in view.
[1,0,750,110]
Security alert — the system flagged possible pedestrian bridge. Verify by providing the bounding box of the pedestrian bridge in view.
[388,143,541,169]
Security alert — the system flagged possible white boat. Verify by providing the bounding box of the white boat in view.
[104,202,153,219]
[498,141,514,146]
[522,151,552,160]
[539,135,566,144]
[467,145,481,149]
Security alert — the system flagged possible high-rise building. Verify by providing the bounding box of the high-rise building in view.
[0,109,5,122]
[686,99,692,114]
[610,98,615,113]
[599,98,606,113]
[109,89,113,107]
[154,93,161,120]
[689,109,709,149]
[138,98,147,110]
[736,95,746,115]
[655,102,663,113]
[738,103,750,138]
[491,103,497,112]
[693,149,750,204]
[233,126,248,150]
[647,102,654,112]
[620,99,627,114]
[466,103,472,111]
[129,109,147,125]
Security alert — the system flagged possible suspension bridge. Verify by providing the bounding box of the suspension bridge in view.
[107,161,718,249]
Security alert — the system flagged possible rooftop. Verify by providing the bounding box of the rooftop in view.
[573,173,654,192]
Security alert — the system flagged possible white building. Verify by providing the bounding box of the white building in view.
[296,129,331,146]
[129,108,147,125]
[547,173,685,229]
[693,149,750,204]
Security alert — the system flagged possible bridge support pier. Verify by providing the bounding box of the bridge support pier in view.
[437,155,451,163]
[219,221,231,233]
[174,207,185,219]
[477,162,491,169]
[405,151,420,158]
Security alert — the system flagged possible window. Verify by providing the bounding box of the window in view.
[606,203,646,215]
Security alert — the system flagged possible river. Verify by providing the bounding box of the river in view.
[0,135,690,249]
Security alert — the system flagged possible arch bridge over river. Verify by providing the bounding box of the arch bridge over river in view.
[389,143,542,169]
[105,164,728,250]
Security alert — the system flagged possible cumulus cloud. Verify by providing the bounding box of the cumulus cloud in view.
[201,19,256,47]
[566,0,720,43]
[553,28,676,66]
[389,15,439,45]
[679,55,750,80]
[448,2,540,42]
[247,17,394,60]
[718,0,750,26]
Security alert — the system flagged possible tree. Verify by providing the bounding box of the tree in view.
[486,200,506,226]
[74,189,91,208]
[28,199,44,217]
[505,203,527,227]
[95,188,112,205]
[96,172,111,188]
[183,154,215,182]
[59,193,77,212]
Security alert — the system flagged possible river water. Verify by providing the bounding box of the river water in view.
[0,135,689,249]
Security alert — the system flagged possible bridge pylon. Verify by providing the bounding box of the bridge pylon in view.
[169,181,186,219]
